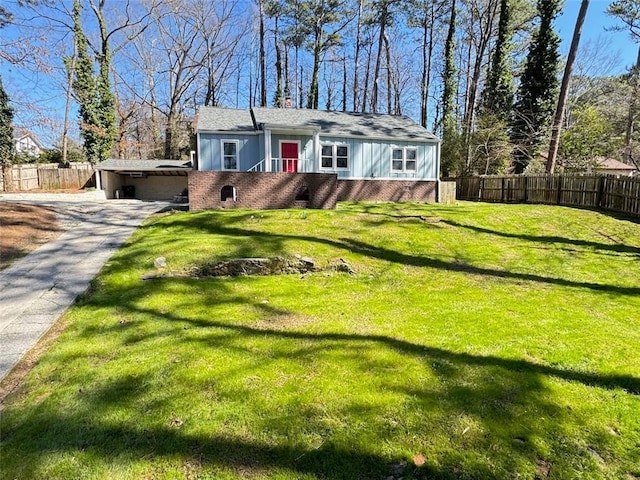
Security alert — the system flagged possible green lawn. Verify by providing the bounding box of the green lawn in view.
[1,202,639,480]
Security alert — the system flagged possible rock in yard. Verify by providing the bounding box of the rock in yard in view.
[196,256,318,277]
[329,258,355,274]
[154,256,167,268]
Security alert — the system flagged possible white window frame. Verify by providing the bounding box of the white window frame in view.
[221,139,240,171]
[320,143,349,170]
[391,147,418,173]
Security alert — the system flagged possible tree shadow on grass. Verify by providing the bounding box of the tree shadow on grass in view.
[440,219,640,256]
[4,288,638,478]
[136,215,640,296]
[4,208,638,479]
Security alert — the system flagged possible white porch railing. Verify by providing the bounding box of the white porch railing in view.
[247,158,305,173]
[248,159,266,172]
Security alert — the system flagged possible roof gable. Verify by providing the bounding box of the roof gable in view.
[12,128,43,147]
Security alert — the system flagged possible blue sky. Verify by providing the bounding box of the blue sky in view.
[556,0,638,73]
[2,0,638,148]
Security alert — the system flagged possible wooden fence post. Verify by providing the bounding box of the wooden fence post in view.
[1,164,9,192]
[556,176,562,205]
[596,175,604,208]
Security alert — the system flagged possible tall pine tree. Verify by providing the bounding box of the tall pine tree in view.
[480,0,514,120]
[510,0,560,173]
[0,75,14,164]
[70,0,115,164]
[439,0,460,176]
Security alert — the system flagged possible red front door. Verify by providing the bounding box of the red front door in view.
[281,142,299,172]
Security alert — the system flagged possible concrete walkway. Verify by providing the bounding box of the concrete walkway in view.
[0,192,170,381]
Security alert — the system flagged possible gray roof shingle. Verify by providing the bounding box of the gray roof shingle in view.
[196,107,255,132]
[252,107,438,141]
[97,159,192,171]
[196,106,439,142]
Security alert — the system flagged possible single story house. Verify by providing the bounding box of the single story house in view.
[96,158,191,200]
[190,106,443,210]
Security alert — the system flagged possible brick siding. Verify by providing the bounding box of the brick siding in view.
[188,171,438,210]
[336,179,437,203]
[189,171,338,210]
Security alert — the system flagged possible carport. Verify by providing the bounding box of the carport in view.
[96,159,192,201]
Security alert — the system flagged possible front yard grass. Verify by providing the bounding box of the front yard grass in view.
[1,201,639,479]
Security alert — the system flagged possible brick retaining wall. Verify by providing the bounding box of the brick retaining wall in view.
[189,171,338,210]
[188,171,438,210]
[336,179,437,203]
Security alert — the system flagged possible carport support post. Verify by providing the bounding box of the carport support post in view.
[95,167,102,191]
[94,167,107,200]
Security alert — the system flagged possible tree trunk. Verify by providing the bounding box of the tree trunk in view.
[624,46,640,166]
[372,3,388,113]
[342,55,347,111]
[307,27,322,109]
[384,32,392,114]
[352,0,364,112]
[420,15,429,127]
[362,43,372,111]
[546,0,589,174]
[62,43,77,165]
[274,17,283,107]
[463,0,499,172]
[441,0,457,130]
[259,0,267,107]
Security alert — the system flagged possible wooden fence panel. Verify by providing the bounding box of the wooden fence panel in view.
[10,165,39,190]
[559,176,599,208]
[452,176,480,200]
[38,166,94,190]
[526,176,558,204]
[601,176,640,217]
[439,181,457,204]
[480,176,503,202]
[455,174,640,218]
[1,163,94,191]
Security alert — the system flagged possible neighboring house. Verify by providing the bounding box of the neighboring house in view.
[191,106,442,210]
[13,129,43,157]
[594,157,639,177]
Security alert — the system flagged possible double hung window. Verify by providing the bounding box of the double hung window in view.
[321,144,349,169]
[391,147,417,172]
[222,141,239,170]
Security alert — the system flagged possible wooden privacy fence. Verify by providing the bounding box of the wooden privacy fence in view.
[1,163,94,192]
[453,174,640,218]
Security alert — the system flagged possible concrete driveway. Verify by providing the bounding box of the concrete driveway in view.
[0,192,171,382]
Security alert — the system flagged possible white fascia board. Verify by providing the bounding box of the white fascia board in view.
[197,130,259,135]
[261,124,318,135]
[319,133,440,144]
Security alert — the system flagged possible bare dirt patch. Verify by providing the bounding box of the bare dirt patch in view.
[0,203,62,270]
